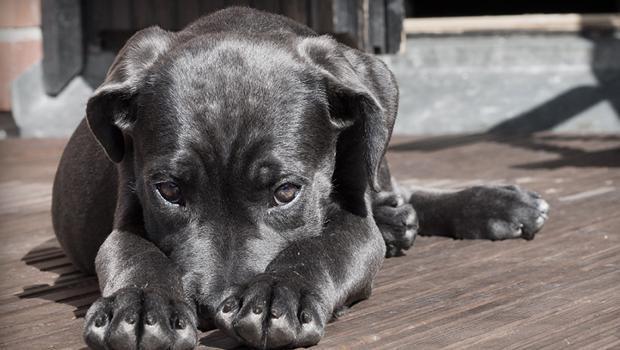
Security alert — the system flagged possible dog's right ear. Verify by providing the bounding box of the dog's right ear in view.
[86,26,175,163]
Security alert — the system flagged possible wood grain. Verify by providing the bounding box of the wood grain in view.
[0,133,618,349]
[404,13,620,35]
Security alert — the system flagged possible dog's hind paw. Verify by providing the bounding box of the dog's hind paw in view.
[83,287,197,350]
[450,185,550,240]
[372,191,419,257]
[215,273,327,349]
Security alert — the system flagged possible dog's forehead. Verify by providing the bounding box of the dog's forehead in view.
[140,36,324,130]
[166,37,316,118]
[137,36,333,170]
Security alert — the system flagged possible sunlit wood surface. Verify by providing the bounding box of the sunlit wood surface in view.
[1,134,618,349]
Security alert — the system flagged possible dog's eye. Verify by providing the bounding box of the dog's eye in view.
[274,183,300,206]
[156,181,183,205]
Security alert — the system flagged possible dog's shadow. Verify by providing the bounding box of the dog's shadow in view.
[18,238,247,349]
[17,238,100,318]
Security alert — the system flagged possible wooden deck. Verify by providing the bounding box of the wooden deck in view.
[0,134,619,349]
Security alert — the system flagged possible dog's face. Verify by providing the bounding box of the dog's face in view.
[86,28,394,319]
[132,37,337,310]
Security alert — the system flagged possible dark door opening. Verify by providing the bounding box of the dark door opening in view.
[406,0,620,18]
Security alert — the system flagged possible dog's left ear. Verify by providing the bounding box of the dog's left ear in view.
[298,36,398,204]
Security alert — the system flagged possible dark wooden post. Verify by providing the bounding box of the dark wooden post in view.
[42,0,404,96]
[307,0,403,53]
[41,0,83,96]
[385,0,404,53]
[369,0,387,53]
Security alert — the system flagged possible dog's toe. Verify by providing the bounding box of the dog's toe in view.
[536,198,550,214]
[474,186,550,240]
[83,288,197,350]
[84,301,113,350]
[235,281,272,345]
[520,195,550,239]
[263,287,324,349]
[214,296,241,339]
[217,274,327,349]
[141,293,197,350]
[373,192,419,257]
[85,289,141,350]
[487,220,524,240]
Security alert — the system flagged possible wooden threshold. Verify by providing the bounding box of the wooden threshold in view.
[404,13,620,35]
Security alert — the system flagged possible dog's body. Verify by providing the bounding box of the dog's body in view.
[52,7,549,349]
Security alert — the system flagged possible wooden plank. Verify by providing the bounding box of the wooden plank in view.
[307,0,334,35]
[224,0,251,7]
[404,13,620,35]
[132,0,178,30]
[356,0,370,51]
[280,0,308,25]
[200,0,226,17]
[385,0,404,53]
[41,0,83,95]
[106,0,132,30]
[369,0,386,53]
[0,134,618,349]
[251,0,281,13]
[326,0,363,49]
[176,0,204,28]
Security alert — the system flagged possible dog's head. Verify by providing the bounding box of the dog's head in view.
[86,26,396,318]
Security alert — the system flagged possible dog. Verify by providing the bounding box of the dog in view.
[51,7,550,349]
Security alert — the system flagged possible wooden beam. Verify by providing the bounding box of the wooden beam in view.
[385,0,404,53]
[369,0,386,53]
[404,13,620,35]
[281,0,308,25]
[41,0,83,96]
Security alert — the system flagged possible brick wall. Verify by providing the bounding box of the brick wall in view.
[0,0,42,111]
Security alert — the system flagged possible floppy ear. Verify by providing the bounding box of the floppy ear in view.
[86,26,175,162]
[298,36,398,210]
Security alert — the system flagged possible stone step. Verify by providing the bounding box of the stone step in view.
[383,33,620,134]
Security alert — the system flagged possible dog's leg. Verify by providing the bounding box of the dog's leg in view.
[371,159,419,257]
[406,185,550,240]
[213,206,385,349]
[83,229,197,350]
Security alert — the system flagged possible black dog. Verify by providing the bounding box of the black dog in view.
[51,7,549,349]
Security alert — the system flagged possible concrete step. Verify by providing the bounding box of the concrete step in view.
[382,32,620,135]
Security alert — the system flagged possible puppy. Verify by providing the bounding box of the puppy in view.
[51,7,549,349]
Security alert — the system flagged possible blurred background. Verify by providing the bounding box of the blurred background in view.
[1,0,619,138]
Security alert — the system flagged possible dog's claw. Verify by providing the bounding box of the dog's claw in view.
[215,273,326,349]
[83,287,197,350]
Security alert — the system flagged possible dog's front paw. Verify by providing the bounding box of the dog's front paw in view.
[453,185,550,240]
[83,287,197,350]
[215,273,327,349]
[373,191,419,257]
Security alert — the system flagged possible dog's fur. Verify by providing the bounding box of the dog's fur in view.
[51,7,549,349]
